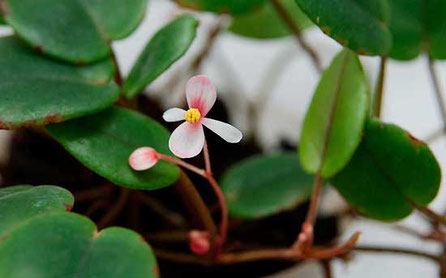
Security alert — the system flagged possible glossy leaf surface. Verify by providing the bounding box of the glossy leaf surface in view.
[0,36,119,129]
[2,0,147,62]
[47,107,180,190]
[222,153,314,218]
[331,118,441,221]
[295,0,392,55]
[124,15,198,98]
[299,49,369,178]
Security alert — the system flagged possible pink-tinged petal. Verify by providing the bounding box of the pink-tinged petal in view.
[189,230,210,255]
[129,147,159,171]
[186,75,216,116]
[169,122,205,158]
[202,118,242,143]
[163,108,186,122]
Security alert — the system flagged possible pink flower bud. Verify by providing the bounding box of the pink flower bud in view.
[129,147,159,171]
[189,230,210,255]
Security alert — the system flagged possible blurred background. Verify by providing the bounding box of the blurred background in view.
[1,0,446,277]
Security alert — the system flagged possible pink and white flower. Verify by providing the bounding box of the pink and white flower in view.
[163,75,242,158]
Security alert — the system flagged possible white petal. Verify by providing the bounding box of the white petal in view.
[169,122,205,158]
[202,118,242,143]
[129,147,159,171]
[186,75,216,116]
[163,108,186,122]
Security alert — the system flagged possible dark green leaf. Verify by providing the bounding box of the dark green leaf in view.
[388,0,422,60]
[0,36,119,129]
[389,0,446,60]
[47,107,180,190]
[0,212,159,278]
[229,0,312,39]
[3,0,147,63]
[427,0,446,59]
[222,153,314,219]
[0,185,74,237]
[331,118,441,221]
[174,0,265,15]
[299,49,369,178]
[124,15,198,98]
[295,0,392,55]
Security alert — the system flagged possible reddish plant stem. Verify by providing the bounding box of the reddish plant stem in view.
[206,173,228,248]
[159,154,205,176]
[293,173,323,249]
[173,171,218,253]
[413,203,446,226]
[154,232,440,265]
[202,140,228,251]
[306,173,323,225]
[321,259,333,278]
[203,140,212,173]
[160,147,228,253]
[269,0,322,73]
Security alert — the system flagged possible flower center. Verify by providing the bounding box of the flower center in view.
[185,108,201,123]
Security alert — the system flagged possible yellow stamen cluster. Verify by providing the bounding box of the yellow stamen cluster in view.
[185,108,201,123]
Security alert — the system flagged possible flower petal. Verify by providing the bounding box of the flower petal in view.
[163,108,186,122]
[169,122,205,158]
[202,118,243,143]
[186,75,216,116]
[129,147,159,171]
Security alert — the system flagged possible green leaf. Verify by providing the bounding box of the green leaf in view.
[426,0,446,59]
[0,36,119,129]
[387,0,422,60]
[389,0,446,60]
[47,107,180,190]
[2,0,148,63]
[222,153,314,219]
[295,0,392,56]
[0,185,74,237]
[299,49,369,178]
[124,15,198,98]
[229,0,312,39]
[331,118,441,221]
[174,0,265,15]
[0,212,159,278]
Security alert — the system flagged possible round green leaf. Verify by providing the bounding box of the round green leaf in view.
[2,0,147,63]
[0,36,119,129]
[331,118,441,221]
[222,153,314,219]
[229,0,312,39]
[174,0,265,15]
[295,0,392,56]
[124,15,198,98]
[0,185,74,237]
[299,49,369,178]
[389,0,446,60]
[47,107,180,190]
[0,212,159,278]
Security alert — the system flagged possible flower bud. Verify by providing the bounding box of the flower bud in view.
[189,230,210,255]
[129,147,159,171]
